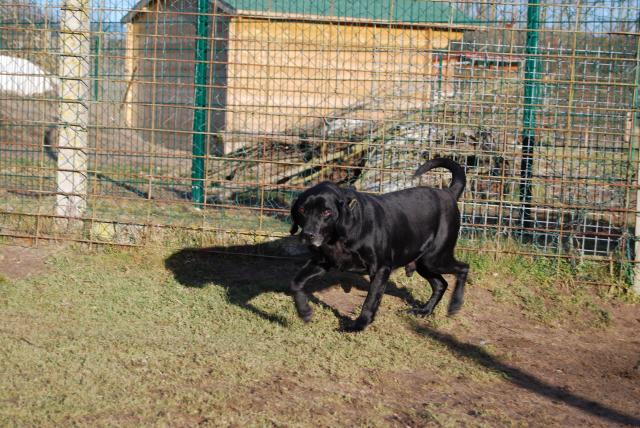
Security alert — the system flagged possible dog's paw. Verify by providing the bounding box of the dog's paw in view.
[341,316,369,332]
[296,306,313,323]
[340,283,353,293]
[447,300,463,317]
[407,306,433,317]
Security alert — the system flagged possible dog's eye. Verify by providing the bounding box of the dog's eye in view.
[322,209,332,217]
[298,207,305,215]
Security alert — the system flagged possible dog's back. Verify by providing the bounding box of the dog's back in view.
[363,158,465,268]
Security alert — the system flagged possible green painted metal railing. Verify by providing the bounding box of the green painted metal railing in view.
[519,0,541,228]
[191,0,210,206]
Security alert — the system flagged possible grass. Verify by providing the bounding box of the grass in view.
[401,255,611,329]
[0,244,483,425]
[0,239,631,426]
[0,190,290,244]
[456,241,632,327]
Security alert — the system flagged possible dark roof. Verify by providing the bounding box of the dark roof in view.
[122,0,472,25]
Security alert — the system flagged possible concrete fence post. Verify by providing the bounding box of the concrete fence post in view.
[55,0,90,227]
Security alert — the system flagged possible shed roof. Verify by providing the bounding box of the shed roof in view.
[122,0,473,26]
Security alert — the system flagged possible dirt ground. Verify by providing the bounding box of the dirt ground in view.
[0,242,55,280]
[1,243,639,427]
[309,283,640,427]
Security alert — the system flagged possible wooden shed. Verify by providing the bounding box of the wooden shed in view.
[121,0,472,154]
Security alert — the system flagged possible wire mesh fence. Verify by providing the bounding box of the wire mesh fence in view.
[1,0,639,279]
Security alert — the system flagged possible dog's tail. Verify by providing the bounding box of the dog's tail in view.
[414,157,466,200]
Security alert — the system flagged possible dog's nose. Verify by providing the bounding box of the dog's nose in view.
[301,232,315,241]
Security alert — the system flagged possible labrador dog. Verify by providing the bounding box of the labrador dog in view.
[289,157,469,331]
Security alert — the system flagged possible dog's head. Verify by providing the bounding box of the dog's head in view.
[290,182,357,247]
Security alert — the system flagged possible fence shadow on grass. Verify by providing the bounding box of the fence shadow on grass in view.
[410,321,640,427]
[164,238,420,327]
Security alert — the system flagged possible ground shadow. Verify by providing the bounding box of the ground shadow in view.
[410,321,640,426]
[164,238,420,327]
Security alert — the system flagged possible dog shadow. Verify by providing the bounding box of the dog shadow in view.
[410,321,640,427]
[164,238,421,327]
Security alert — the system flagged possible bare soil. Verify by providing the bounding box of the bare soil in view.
[0,243,55,280]
[258,282,640,427]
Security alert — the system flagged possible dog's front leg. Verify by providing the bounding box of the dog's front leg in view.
[290,260,326,322]
[349,266,391,331]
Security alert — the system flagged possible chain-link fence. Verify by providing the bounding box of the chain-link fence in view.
[1,0,639,279]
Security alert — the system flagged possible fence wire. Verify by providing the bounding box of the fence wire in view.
[0,0,639,275]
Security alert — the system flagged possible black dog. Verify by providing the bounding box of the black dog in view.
[289,158,469,331]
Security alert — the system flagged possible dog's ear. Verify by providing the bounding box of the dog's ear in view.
[290,197,300,235]
[340,187,358,212]
[335,191,357,236]
[346,197,358,210]
[337,197,357,212]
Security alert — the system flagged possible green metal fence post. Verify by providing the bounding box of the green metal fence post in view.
[191,0,210,206]
[519,0,541,228]
[632,34,640,293]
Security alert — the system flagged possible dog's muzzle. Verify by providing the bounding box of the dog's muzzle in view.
[302,232,324,247]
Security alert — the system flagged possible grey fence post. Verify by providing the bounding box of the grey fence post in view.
[55,0,90,227]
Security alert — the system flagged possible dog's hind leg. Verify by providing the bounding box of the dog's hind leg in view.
[409,265,448,317]
[290,260,327,322]
[446,259,468,316]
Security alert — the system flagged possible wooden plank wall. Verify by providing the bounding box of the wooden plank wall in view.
[225,19,449,152]
[124,6,462,153]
